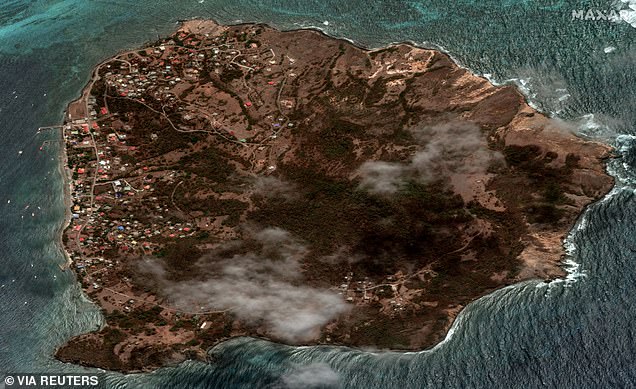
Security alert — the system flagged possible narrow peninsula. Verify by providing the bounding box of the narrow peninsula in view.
[55,20,614,372]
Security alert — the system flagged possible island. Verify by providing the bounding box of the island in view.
[54,19,614,372]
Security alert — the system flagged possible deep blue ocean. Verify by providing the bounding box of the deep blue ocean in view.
[0,1,635,388]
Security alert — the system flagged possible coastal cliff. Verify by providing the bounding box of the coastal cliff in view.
[54,19,613,372]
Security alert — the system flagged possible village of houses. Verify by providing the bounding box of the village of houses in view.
[60,20,411,328]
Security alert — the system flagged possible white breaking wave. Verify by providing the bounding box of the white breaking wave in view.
[481,73,576,117]
[574,113,617,139]
[620,0,636,28]
[552,213,590,288]
[604,46,617,53]
[556,87,570,102]
[607,134,636,187]
[562,258,588,285]
[482,74,541,110]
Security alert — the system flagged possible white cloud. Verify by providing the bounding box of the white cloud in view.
[140,228,349,342]
[357,121,503,194]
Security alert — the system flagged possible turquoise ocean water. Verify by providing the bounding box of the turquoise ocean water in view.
[0,1,635,387]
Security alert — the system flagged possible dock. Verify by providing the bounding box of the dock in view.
[37,125,64,133]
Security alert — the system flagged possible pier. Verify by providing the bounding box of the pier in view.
[37,125,64,133]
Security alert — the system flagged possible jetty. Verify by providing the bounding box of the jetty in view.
[37,125,64,132]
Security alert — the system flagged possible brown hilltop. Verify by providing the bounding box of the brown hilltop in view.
[55,19,613,372]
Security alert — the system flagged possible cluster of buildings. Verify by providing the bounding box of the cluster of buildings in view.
[64,26,284,266]
[336,272,407,312]
[61,25,292,295]
[63,110,200,285]
[63,25,403,316]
